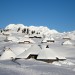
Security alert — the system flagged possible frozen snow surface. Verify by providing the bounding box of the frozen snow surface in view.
[0,24,75,75]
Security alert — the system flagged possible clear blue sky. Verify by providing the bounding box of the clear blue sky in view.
[0,0,75,32]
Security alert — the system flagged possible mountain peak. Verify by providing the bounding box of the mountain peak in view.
[5,24,59,35]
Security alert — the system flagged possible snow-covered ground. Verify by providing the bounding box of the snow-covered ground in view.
[0,59,75,75]
[0,24,75,75]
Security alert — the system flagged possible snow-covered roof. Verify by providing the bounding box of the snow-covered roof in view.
[63,36,71,39]
[3,31,11,35]
[0,47,16,60]
[5,43,32,56]
[18,37,35,43]
[37,47,66,60]
[50,37,54,40]
[62,40,72,45]
[42,37,54,43]
[16,44,41,58]
[9,46,27,56]
[7,36,18,42]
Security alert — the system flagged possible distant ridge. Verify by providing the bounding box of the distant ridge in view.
[5,24,59,34]
[4,24,75,40]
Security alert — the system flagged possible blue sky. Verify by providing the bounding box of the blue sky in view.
[0,0,75,32]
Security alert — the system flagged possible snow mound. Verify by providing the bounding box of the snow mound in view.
[52,60,74,66]
[59,60,74,65]
[52,61,61,66]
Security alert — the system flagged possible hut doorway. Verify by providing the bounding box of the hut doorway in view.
[27,54,38,59]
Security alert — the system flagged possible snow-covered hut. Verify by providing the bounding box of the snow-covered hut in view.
[0,47,16,60]
[62,40,72,45]
[63,36,71,40]
[41,37,55,43]
[10,46,26,56]
[18,37,35,44]
[4,35,18,42]
[2,31,11,36]
[16,44,41,59]
[37,47,66,63]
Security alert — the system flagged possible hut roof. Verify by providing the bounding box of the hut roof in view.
[18,37,35,43]
[62,40,72,45]
[0,47,16,60]
[16,44,41,58]
[37,47,66,60]
[7,36,18,42]
[42,37,54,43]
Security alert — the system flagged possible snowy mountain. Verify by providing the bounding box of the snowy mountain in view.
[3,24,75,40]
[28,25,58,34]
[5,24,58,35]
[5,24,26,30]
